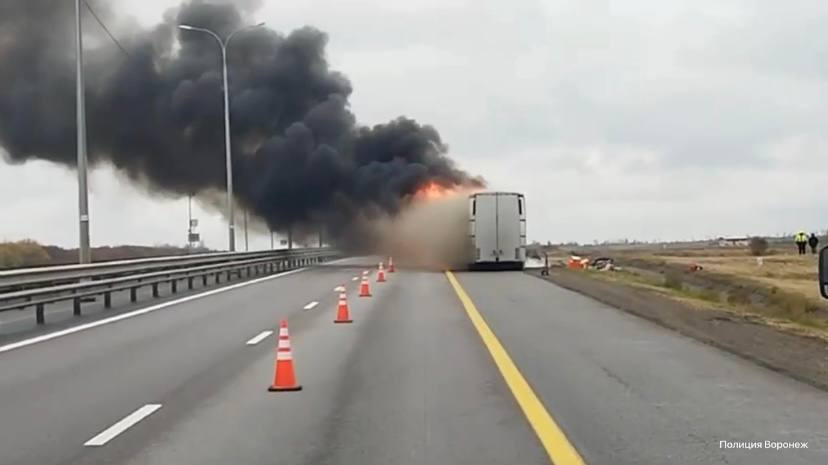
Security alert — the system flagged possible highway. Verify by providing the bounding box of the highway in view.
[0,257,826,465]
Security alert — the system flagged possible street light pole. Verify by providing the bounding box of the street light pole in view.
[243,209,249,252]
[178,22,265,252]
[75,0,91,264]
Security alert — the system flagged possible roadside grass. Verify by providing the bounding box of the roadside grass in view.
[578,263,828,338]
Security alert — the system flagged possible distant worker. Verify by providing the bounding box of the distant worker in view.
[808,233,819,254]
[794,231,808,255]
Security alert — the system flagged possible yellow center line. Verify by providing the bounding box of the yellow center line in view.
[445,271,587,465]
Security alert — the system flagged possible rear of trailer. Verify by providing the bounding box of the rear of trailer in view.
[468,192,526,270]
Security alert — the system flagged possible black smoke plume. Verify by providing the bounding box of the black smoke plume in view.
[0,0,481,249]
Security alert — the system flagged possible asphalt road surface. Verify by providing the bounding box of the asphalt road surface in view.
[0,258,825,465]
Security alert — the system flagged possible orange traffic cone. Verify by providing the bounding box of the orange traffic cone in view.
[334,292,353,323]
[377,262,386,283]
[388,257,395,273]
[359,276,372,297]
[268,320,302,392]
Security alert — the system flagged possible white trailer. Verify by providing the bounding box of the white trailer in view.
[468,192,526,270]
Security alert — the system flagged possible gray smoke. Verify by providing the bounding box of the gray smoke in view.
[0,0,482,249]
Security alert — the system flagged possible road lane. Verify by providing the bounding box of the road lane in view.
[0,260,359,465]
[63,266,547,465]
[455,271,828,465]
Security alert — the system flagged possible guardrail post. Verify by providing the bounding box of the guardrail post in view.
[73,297,81,315]
[152,283,159,298]
[188,277,194,290]
[171,279,178,294]
[130,287,137,302]
[36,303,45,325]
[226,270,232,281]
[104,291,112,309]
[215,272,221,284]
[202,275,208,286]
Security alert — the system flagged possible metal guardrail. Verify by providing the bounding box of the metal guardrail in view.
[0,248,339,326]
[0,249,321,292]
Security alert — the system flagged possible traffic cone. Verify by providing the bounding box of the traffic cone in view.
[377,262,386,283]
[388,257,395,273]
[359,276,372,297]
[334,292,353,323]
[268,320,302,392]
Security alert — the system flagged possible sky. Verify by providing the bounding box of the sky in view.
[1,0,827,249]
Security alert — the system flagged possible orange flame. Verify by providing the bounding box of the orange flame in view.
[414,181,454,200]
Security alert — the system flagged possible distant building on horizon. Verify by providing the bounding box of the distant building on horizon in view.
[715,237,750,247]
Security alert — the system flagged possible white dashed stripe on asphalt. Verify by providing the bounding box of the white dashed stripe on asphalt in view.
[84,404,162,447]
[246,331,273,345]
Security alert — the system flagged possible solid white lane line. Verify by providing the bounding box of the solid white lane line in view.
[246,330,273,345]
[303,301,319,310]
[84,404,162,447]
[0,267,308,355]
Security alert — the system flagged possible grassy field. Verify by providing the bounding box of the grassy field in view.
[657,252,821,302]
[0,240,210,269]
[550,245,828,338]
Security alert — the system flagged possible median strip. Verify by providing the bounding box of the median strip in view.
[445,271,587,465]
[84,404,162,447]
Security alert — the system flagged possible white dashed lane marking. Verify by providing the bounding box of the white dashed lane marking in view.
[84,404,162,447]
[246,331,273,345]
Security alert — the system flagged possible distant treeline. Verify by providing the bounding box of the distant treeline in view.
[0,240,210,269]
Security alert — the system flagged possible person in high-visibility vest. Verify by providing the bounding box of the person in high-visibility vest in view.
[794,231,808,255]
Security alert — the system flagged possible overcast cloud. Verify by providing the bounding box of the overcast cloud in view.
[1,0,826,249]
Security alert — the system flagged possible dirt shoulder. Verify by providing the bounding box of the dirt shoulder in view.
[531,268,828,392]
